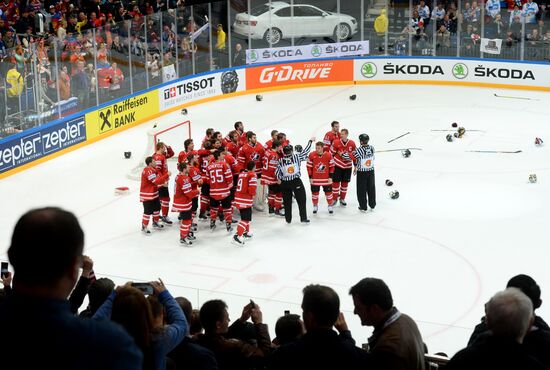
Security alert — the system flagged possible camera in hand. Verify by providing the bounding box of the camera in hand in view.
[131,282,154,295]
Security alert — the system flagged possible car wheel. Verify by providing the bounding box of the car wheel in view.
[334,23,351,41]
[264,28,282,45]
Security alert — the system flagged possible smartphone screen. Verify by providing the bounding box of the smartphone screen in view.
[131,282,153,295]
[1,262,8,279]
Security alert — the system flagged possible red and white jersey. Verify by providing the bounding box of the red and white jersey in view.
[172,173,199,212]
[201,136,211,148]
[331,139,356,169]
[188,165,202,192]
[323,131,341,152]
[178,149,198,165]
[307,151,335,186]
[152,146,175,176]
[238,142,265,174]
[261,149,281,185]
[207,161,233,200]
[234,171,258,209]
[238,131,247,146]
[197,148,214,183]
[225,140,240,158]
[140,167,169,202]
[224,153,239,175]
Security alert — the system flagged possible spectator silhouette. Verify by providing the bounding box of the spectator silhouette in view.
[0,207,142,370]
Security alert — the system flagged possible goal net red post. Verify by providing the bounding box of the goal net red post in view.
[127,120,192,180]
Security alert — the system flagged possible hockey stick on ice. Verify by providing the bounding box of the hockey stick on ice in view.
[378,148,423,153]
[493,94,540,101]
[387,132,411,143]
[466,150,522,154]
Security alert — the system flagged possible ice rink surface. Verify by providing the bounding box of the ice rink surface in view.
[2,84,550,355]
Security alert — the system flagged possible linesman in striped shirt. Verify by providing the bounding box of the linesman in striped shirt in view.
[276,137,315,224]
[348,134,376,212]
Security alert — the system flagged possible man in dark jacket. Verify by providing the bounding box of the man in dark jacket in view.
[268,284,369,370]
[350,277,425,370]
[196,299,272,370]
[468,274,550,366]
[0,207,143,370]
[168,297,219,370]
[447,288,546,370]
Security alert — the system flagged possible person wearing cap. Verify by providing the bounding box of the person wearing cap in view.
[468,274,550,366]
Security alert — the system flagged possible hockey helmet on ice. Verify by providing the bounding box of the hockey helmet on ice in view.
[446,134,453,142]
[390,190,400,199]
[401,149,411,158]
[529,174,537,183]
[457,127,466,138]
[535,137,544,146]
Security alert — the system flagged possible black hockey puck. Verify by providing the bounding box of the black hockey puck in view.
[124,151,131,159]
[452,122,458,128]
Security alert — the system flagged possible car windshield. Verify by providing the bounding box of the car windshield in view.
[249,4,270,16]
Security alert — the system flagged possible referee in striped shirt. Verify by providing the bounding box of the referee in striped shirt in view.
[276,137,315,224]
[345,134,376,212]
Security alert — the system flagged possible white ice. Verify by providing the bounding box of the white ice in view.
[2,84,550,356]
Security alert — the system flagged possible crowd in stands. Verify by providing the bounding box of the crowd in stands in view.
[379,0,550,57]
[1,206,550,370]
[0,0,220,135]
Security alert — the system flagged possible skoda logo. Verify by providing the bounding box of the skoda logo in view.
[452,63,468,79]
[361,62,377,78]
[311,45,322,57]
[250,50,258,62]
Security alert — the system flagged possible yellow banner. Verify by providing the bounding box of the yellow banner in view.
[85,91,159,140]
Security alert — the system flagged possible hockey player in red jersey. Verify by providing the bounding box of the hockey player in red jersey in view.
[237,131,265,177]
[173,162,200,245]
[234,121,247,146]
[152,142,175,223]
[262,140,284,216]
[233,161,258,246]
[224,130,241,158]
[323,121,341,152]
[307,142,335,214]
[140,156,170,234]
[277,132,290,147]
[207,149,234,231]
[201,128,214,147]
[178,138,197,164]
[198,141,215,220]
[186,153,203,227]
[330,128,356,206]
[265,130,279,149]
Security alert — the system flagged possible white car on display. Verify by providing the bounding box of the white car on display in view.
[233,2,358,45]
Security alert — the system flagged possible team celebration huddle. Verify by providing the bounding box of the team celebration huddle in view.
[139,121,376,246]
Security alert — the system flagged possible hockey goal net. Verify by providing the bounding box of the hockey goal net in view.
[127,120,192,180]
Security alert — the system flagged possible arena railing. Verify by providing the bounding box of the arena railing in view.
[1,0,547,138]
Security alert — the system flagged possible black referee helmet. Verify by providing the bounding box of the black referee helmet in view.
[359,134,369,145]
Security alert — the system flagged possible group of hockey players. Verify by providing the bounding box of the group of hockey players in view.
[139,120,377,246]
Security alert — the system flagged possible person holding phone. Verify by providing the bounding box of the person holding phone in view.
[93,278,188,370]
[197,299,272,370]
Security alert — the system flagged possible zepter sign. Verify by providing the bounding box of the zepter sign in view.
[246,60,354,90]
